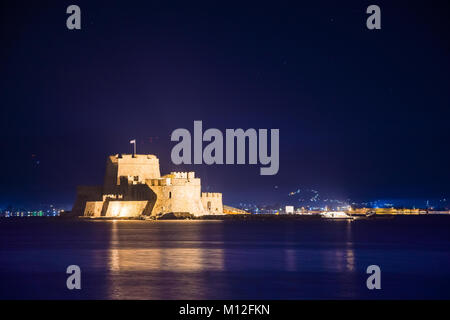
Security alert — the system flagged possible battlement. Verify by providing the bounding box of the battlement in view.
[201,192,222,198]
[114,154,158,160]
[147,178,172,186]
[170,172,195,179]
[102,194,123,201]
[147,176,200,186]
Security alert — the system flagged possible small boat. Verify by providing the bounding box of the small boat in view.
[320,211,354,220]
[366,211,376,217]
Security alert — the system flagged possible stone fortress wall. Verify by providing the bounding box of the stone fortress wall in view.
[201,192,223,215]
[146,171,206,216]
[73,154,224,217]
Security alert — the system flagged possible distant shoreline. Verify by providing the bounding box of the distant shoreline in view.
[2,213,448,221]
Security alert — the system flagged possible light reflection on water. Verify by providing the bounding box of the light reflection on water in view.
[106,220,225,299]
[108,247,225,272]
[1,217,450,299]
[109,221,224,272]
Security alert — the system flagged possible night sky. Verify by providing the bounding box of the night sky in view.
[1,0,449,209]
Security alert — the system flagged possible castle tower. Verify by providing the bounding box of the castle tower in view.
[146,172,208,216]
[103,154,161,193]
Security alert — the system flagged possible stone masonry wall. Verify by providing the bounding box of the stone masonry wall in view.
[201,192,224,215]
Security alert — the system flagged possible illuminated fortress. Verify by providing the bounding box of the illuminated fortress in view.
[72,154,223,217]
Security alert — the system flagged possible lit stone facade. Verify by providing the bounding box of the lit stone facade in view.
[72,154,224,217]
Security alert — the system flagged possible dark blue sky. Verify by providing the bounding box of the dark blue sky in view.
[1,0,449,208]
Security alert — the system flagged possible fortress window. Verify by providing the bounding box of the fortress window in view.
[133,176,139,181]
[169,192,172,199]
[207,201,211,211]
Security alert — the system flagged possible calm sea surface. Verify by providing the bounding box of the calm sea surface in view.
[1,216,450,299]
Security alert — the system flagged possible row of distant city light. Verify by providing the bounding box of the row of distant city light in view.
[244,205,352,214]
[1,210,64,217]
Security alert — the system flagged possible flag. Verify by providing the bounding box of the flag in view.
[130,139,136,144]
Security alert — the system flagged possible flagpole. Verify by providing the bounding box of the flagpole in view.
[130,139,136,157]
